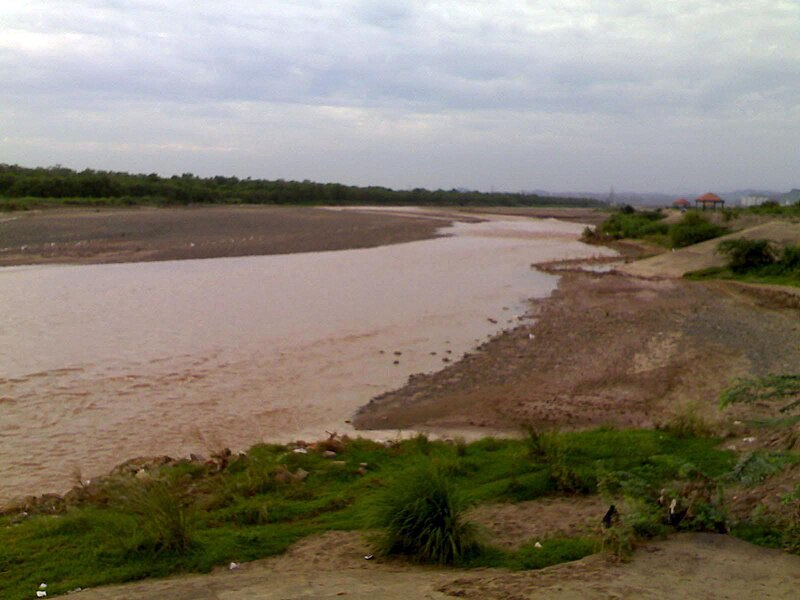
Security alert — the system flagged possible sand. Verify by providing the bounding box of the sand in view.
[355,271,800,432]
[74,530,800,600]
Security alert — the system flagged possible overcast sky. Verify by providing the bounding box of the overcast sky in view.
[1,1,798,194]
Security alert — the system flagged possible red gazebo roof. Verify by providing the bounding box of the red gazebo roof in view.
[673,198,690,206]
[696,193,723,202]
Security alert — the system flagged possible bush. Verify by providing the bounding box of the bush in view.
[669,212,728,248]
[717,238,778,274]
[372,464,481,565]
[778,246,800,272]
[109,480,194,553]
[657,403,713,438]
[598,209,668,240]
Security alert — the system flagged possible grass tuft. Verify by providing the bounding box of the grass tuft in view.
[371,464,481,565]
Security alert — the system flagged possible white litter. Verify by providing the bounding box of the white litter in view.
[39,584,48,589]
[534,542,543,549]
[36,592,47,598]
[229,562,240,570]
[292,448,308,454]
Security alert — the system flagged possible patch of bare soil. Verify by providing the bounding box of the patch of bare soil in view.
[77,531,800,600]
[354,272,800,433]
[468,496,609,550]
[0,205,451,266]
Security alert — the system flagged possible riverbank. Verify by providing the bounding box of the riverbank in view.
[3,206,799,598]
[0,205,454,266]
[0,205,607,267]
[354,269,800,434]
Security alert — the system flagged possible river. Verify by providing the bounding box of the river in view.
[0,216,612,502]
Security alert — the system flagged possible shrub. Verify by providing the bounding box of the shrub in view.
[598,209,668,240]
[109,480,194,553]
[778,246,800,272]
[717,238,778,274]
[669,212,728,248]
[371,464,480,565]
[657,402,712,438]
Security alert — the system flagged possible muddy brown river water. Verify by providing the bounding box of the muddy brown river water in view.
[0,218,613,502]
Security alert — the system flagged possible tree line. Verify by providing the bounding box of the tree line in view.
[0,164,604,208]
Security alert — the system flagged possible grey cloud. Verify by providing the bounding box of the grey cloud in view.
[1,1,798,192]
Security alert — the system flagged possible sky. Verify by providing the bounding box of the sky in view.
[1,1,798,194]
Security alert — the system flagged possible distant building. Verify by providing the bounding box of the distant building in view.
[695,193,725,210]
[740,195,771,207]
[672,198,690,210]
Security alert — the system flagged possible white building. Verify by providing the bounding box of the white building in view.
[739,195,771,207]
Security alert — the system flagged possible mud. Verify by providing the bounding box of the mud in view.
[355,272,800,432]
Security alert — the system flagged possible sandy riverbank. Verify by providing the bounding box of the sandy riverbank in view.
[355,269,800,433]
[0,205,452,266]
[0,205,606,267]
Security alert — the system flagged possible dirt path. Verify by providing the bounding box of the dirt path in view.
[75,531,800,600]
[355,272,800,432]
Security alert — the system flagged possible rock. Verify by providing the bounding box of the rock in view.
[323,450,337,458]
[135,468,151,481]
[229,562,240,570]
[292,448,309,454]
[356,467,367,476]
[293,468,309,482]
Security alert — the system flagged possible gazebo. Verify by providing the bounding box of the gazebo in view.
[695,193,725,210]
[672,198,690,210]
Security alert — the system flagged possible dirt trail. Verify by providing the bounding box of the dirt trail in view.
[76,531,800,600]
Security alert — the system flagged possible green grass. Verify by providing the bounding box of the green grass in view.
[686,267,800,288]
[586,208,727,249]
[0,429,743,599]
[371,464,480,564]
[720,374,800,414]
[686,240,800,288]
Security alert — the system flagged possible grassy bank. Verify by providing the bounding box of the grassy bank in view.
[3,428,797,599]
[686,238,800,288]
[584,207,728,249]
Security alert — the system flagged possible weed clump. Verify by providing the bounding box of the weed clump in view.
[657,402,713,438]
[108,480,194,553]
[372,464,480,565]
[720,374,800,415]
